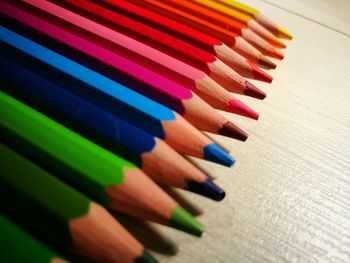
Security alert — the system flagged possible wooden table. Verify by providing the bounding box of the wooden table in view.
[117,1,350,262]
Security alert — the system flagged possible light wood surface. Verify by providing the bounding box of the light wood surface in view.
[116,1,350,262]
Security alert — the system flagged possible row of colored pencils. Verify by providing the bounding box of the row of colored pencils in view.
[0,0,292,262]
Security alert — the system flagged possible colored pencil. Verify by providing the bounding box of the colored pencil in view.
[58,0,270,84]
[0,57,225,201]
[53,0,268,103]
[193,0,286,49]
[0,90,204,236]
[218,0,293,40]
[26,0,263,113]
[3,2,248,142]
[101,0,276,72]
[128,0,283,63]
[0,213,69,263]
[0,144,158,263]
[0,25,235,165]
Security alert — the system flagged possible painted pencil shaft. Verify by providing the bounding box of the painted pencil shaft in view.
[101,0,273,80]
[0,57,224,201]
[0,213,69,263]
[166,0,285,56]
[0,12,232,165]
[218,0,292,39]
[129,0,277,67]
[0,144,157,263]
[27,0,262,114]
[194,0,286,49]
[0,90,204,236]
[8,2,247,141]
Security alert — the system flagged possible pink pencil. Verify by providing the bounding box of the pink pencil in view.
[12,0,249,140]
[23,0,261,119]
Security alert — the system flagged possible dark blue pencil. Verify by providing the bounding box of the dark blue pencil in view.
[0,25,234,166]
[0,57,225,201]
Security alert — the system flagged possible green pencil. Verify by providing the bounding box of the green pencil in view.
[0,213,68,263]
[0,90,203,236]
[0,144,157,263]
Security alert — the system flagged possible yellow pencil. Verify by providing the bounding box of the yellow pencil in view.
[217,0,293,40]
[194,0,290,46]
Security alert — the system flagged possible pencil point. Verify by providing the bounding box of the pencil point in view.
[271,48,285,60]
[249,62,273,83]
[136,250,159,263]
[258,56,276,69]
[244,81,266,100]
[204,143,235,166]
[187,179,226,201]
[269,37,287,49]
[228,99,259,120]
[218,122,249,142]
[169,206,205,237]
[277,26,293,40]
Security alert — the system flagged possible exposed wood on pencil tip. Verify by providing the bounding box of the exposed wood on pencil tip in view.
[258,56,276,69]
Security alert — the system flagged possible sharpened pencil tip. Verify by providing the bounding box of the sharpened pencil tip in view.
[218,122,249,142]
[228,99,259,120]
[271,48,284,60]
[269,37,287,49]
[169,206,204,237]
[277,26,293,40]
[258,56,276,69]
[249,62,273,83]
[244,81,266,100]
[136,250,159,263]
[187,179,226,201]
[204,143,235,167]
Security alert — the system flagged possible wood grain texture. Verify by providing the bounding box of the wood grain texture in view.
[115,1,350,262]
[261,0,350,36]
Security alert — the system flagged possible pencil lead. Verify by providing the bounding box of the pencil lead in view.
[258,56,276,69]
[187,179,226,201]
[277,26,293,40]
[218,122,249,142]
[244,81,267,100]
[204,143,236,166]
[136,250,159,263]
[269,37,287,49]
[249,62,273,83]
[169,206,205,237]
[227,99,259,120]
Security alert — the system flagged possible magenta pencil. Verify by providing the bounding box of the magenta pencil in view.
[12,0,248,140]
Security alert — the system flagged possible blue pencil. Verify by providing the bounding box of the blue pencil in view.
[0,26,234,166]
[0,57,225,200]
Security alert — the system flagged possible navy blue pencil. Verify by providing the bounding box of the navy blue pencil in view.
[0,57,225,201]
[0,25,234,166]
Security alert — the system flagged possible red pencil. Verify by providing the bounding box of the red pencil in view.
[50,0,265,107]
[130,0,284,59]
[99,0,275,77]
[18,0,249,141]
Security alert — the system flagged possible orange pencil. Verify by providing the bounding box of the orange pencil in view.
[100,0,274,78]
[168,0,285,58]
[126,0,277,68]
[131,0,283,61]
[199,0,290,42]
